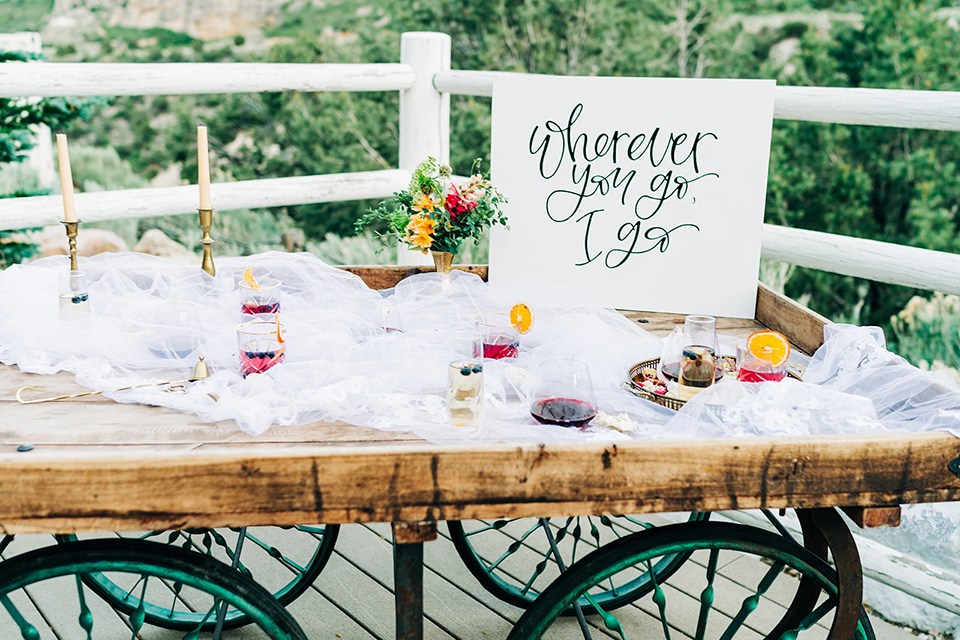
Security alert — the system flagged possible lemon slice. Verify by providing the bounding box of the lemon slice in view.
[510,302,534,334]
[275,315,285,344]
[243,268,262,291]
[745,330,790,367]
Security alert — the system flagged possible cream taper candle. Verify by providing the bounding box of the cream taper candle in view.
[56,133,77,223]
[197,125,212,210]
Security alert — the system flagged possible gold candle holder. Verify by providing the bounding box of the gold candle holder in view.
[61,219,81,271]
[198,207,216,276]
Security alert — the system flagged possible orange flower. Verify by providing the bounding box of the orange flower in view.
[405,213,436,250]
[411,194,436,213]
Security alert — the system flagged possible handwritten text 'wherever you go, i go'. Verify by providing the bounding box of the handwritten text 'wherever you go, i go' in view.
[528,103,719,269]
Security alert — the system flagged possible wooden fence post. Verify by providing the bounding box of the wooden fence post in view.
[396,32,451,266]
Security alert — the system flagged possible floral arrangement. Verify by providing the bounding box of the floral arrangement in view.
[355,158,508,255]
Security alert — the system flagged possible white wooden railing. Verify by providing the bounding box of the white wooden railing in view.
[2,31,960,287]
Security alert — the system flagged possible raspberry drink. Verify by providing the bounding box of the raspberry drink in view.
[240,349,285,377]
[241,301,281,316]
[482,335,519,359]
[737,363,786,383]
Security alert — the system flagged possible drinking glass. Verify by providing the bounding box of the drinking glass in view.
[451,330,482,359]
[529,359,598,428]
[446,359,483,427]
[148,302,203,360]
[59,270,91,321]
[239,276,281,317]
[736,339,788,382]
[475,312,519,359]
[357,298,403,334]
[237,320,286,378]
[677,315,718,401]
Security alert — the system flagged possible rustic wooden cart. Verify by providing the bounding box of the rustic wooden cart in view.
[2,265,960,640]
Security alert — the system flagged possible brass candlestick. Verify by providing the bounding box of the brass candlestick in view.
[198,207,216,276]
[61,219,81,271]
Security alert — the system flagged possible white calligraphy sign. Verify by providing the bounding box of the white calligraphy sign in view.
[489,75,775,318]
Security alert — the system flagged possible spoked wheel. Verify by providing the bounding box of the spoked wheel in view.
[55,523,338,631]
[448,513,709,615]
[0,538,307,639]
[507,521,875,640]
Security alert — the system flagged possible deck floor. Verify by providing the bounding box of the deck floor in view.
[0,514,918,640]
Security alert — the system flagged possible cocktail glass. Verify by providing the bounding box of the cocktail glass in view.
[447,359,483,427]
[736,339,788,382]
[529,359,598,428]
[475,312,519,359]
[239,276,281,317]
[237,320,286,377]
[59,270,91,321]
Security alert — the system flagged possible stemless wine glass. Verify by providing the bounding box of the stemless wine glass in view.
[357,298,404,334]
[475,312,519,359]
[446,359,483,427]
[529,359,598,428]
[237,320,286,378]
[58,270,91,321]
[148,302,203,360]
[677,315,719,401]
[239,276,281,317]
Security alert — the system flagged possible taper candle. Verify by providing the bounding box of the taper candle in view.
[56,133,77,223]
[197,125,212,210]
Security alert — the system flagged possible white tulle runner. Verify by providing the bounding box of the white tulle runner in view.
[2,252,960,445]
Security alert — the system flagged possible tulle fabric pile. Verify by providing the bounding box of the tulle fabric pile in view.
[2,251,960,443]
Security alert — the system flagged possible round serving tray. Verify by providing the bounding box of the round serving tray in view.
[627,357,799,411]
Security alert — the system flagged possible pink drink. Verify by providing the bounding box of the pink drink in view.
[531,397,597,428]
[241,301,281,316]
[482,335,519,359]
[240,349,285,377]
[737,363,786,383]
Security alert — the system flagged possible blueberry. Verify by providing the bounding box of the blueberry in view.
[71,293,88,304]
[460,366,471,376]
[472,364,482,374]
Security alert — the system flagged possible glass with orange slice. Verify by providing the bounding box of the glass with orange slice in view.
[239,269,281,317]
[736,330,790,382]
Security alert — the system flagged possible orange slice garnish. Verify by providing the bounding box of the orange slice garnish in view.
[243,268,262,291]
[275,316,285,343]
[510,302,534,334]
[745,330,790,368]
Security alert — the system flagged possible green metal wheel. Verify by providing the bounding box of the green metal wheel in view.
[55,524,338,631]
[448,513,709,615]
[0,538,307,639]
[507,521,875,640]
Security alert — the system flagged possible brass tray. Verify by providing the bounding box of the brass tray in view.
[626,356,798,411]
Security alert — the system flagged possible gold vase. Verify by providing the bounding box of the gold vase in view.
[431,250,455,275]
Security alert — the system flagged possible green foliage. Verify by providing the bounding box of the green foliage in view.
[0,0,53,32]
[769,0,960,331]
[891,293,960,373]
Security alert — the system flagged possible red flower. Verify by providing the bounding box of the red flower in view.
[445,184,478,220]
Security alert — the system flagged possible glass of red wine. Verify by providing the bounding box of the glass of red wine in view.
[237,319,286,378]
[529,359,598,428]
[475,312,520,359]
[676,315,718,401]
[239,276,281,317]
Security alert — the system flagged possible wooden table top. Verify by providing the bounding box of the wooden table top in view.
[1,266,959,535]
